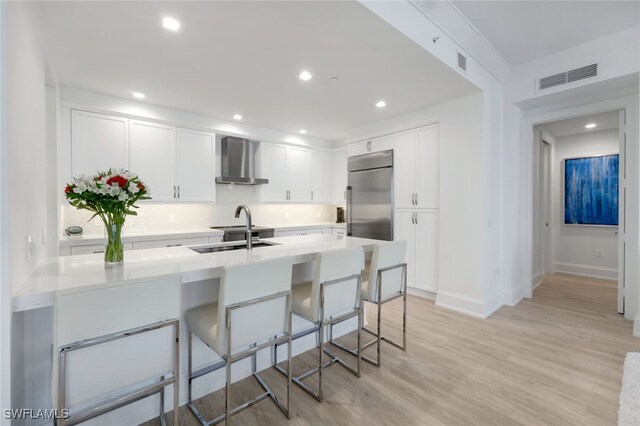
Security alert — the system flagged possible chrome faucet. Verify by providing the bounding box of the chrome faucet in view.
[234,205,253,250]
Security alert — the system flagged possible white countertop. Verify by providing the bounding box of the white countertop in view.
[16,234,378,312]
[59,223,347,247]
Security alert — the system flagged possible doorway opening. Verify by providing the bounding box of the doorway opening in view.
[532,109,625,314]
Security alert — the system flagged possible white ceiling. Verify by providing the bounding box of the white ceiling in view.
[541,110,619,138]
[451,1,640,66]
[40,1,479,142]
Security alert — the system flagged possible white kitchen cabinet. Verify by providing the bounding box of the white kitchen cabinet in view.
[129,120,176,201]
[71,110,128,177]
[177,128,215,202]
[132,236,208,250]
[394,124,438,209]
[310,150,332,202]
[394,209,438,292]
[286,147,311,202]
[71,243,133,255]
[259,144,287,202]
[331,149,347,203]
[259,144,312,203]
[348,134,394,157]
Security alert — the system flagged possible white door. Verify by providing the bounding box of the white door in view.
[177,128,215,202]
[260,144,287,202]
[310,150,332,202]
[414,210,438,292]
[332,149,347,203]
[129,120,176,201]
[618,109,627,314]
[71,110,128,177]
[394,130,416,209]
[394,210,416,287]
[416,125,439,208]
[540,140,552,274]
[286,147,311,202]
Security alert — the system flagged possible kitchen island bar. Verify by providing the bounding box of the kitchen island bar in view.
[12,234,380,425]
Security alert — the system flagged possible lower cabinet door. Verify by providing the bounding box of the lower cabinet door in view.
[414,210,438,292]
[393,210,416,288]
[70,243,133,255]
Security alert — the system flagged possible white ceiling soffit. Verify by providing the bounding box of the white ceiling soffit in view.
[451,1,640,67]
[39,1,479,142]
[542,110,620,138]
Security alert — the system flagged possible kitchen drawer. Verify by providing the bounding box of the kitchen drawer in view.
[333,229,346,236]
[132,237,208,250]
[208,236,223,244]
[71,243,133,255]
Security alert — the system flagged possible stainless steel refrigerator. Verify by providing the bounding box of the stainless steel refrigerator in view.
[347,150,393,241]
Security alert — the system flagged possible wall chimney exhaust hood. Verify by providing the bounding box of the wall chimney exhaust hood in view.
[215,136,268,185]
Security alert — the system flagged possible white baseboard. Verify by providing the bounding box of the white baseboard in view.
[435,291,500,319]
[407,286,436,301]
[633,316,640,338]
[504,285,525,307]
[531,271,543,289]
[554,262,617,280]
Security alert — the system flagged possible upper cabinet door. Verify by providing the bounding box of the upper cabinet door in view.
[310,150,332,202]
[371,135,394,152]
[177,128,215,202]
[332,149,347,203]
[286,147,311,202]
[259,144,287,202]
[71,110,128,177]
[393,130,416,209]
[129,120,176,202]
[347,141,369,157]
[416,125,439,208]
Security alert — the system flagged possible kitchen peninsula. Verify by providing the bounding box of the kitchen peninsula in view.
[13,234,380,425]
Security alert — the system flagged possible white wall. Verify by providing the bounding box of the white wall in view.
[552,129,619,280]
[4,0,50,416]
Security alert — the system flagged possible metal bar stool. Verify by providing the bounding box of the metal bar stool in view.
[185,258,293,425]
[332,240,407,367]
[53,276,180,426]
[275,247,364,402]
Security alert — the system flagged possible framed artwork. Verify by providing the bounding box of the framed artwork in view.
[564,154,619,226]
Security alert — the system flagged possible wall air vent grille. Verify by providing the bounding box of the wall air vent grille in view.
[538,63,598,91]
[457,52,467,72]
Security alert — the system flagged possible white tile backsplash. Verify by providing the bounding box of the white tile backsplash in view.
[61,184,338,237]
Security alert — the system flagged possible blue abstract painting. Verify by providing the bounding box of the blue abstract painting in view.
[564,154,619,226]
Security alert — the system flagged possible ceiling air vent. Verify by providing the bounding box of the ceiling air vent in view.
[457,52,467,72]
[539,63,598,91]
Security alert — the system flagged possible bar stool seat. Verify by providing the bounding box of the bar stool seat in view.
[184,302,219,351]
[291,282,314,321]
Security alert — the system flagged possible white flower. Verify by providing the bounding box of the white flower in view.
[128,182,140,194]
[73,181,87,194]
[118,191,129,201]
[108,186,121,197]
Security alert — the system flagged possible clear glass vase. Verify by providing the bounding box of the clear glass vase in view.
[105,223,124,263]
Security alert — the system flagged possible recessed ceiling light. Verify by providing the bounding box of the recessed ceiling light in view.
[376,100,387,108]
[132,92,146,99]
[585,123,597,129]
[233,114,243,120]
[299,129,307,134]
[162,16,181,32]
[329,77,339,83]
[299,71,312,81]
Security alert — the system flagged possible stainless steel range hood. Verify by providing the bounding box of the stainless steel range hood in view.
[215,136,268,185]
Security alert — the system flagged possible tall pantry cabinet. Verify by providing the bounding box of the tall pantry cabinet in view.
[392,124,439,293]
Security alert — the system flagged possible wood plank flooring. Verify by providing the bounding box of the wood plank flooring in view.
[147,273,640,425]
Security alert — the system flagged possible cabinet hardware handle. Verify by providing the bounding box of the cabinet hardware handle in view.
[411,193,415,205]
[311,190,314,201]
[177,185,180,199]
[93,250,105,254]
[415,213,418,224]
[173,185,177,199]
[166,243,182,247]
[412,213,415,224]
[415,193,418,205]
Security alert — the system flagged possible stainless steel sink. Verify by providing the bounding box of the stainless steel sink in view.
[189,240,280,254]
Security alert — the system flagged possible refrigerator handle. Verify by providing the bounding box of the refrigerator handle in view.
[346,186,352,236]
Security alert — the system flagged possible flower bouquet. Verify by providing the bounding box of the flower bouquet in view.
[64,169,150,263]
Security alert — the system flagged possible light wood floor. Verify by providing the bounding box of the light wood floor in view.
[148,273,640,425]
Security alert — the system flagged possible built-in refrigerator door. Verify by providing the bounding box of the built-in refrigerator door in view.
[348,167,393,241]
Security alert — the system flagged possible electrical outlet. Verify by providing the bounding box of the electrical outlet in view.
[284,212,290,220]
[25,234,34,260]
[168,214,175,224]
[42,227,47,245]
[317,212,321,218]
[595,249,603,259]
